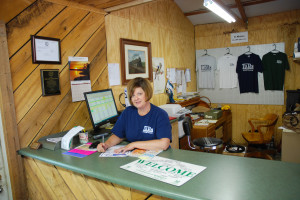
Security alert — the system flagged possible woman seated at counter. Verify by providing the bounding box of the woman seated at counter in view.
[97,77,172,153]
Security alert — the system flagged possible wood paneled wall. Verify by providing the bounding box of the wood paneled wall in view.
[195,10,300,145]
[105,0,196,109]
[3,0,194,198]
[24,157,171,200]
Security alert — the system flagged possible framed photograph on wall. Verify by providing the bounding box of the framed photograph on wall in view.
[120,38,152,85]
[31,35,61,64]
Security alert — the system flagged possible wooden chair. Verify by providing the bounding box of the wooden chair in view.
[242,113,278,146]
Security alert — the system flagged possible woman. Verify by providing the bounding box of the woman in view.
[97,77,172,153]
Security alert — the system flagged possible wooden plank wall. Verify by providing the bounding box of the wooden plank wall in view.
[23,157,171,200]
[105,0,196,107]
[195,10,300,145]
[4,0,194,198]
[7,0,108,148]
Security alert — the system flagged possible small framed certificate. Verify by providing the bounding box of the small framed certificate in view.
[31,35,61,64]
[40,69,61,96]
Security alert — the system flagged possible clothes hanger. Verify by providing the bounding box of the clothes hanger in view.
[202,49,208,56]
[224,48,232,55]
[271,44,279,53]
[244,46,252,55]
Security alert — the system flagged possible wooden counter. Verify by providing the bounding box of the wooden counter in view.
[18,146,300,200]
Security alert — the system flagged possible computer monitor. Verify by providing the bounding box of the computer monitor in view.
[84,89,119,134]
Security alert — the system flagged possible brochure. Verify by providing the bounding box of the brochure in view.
[99,145,162,159]
[63,143,97,158]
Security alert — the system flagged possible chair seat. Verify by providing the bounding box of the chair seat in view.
[193,137,222,147]
[242,132,269,144]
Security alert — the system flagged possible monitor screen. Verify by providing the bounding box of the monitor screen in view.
[84,89,118,131]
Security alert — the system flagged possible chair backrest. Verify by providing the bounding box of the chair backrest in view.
[182,116,192,136]
[259,114,278,143]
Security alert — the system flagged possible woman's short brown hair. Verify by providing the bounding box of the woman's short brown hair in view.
[127,77,153,105]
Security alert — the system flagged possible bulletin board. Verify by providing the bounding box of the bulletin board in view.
[196,43,286,105]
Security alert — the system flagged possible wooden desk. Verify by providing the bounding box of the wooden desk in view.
[180,111,232,150]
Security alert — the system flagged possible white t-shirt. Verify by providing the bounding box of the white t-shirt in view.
[196,55,216,88]
[217,55,238,88]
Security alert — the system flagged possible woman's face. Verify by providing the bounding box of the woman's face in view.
[131,87,148,109]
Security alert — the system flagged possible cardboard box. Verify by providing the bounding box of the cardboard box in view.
[204,110,223,120]
[282,129,300,163]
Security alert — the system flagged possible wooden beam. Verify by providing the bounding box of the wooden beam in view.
[44,0,107,14]
[104,0,153,12]
[0,20,27,200]
[184,0,275,17]
[235,0,248,23]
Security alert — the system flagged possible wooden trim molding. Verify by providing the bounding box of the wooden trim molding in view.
[0,20,28,200]
[44,0,107,14]
[104,0,153,12]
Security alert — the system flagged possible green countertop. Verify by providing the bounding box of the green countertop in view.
[18,147,300,200]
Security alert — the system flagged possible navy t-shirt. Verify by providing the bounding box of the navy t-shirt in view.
[112,104,172,142]
[236,53,263,93]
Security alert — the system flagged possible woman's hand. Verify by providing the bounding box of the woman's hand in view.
[97,143,109,152]
[114,142,136,153]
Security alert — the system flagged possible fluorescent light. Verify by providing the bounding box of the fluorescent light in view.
[204,0,236,23]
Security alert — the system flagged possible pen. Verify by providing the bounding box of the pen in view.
[102,135,104,144]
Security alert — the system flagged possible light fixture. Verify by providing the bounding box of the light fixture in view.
[203,0,236,23]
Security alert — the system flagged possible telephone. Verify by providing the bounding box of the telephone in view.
[61,126,84,150]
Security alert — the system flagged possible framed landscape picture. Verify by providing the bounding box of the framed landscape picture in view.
[120,38,152,85]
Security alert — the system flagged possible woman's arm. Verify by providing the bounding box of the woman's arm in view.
[97,134,124,152]
[114,138,170,153]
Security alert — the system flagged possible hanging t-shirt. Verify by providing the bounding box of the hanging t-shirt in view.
[217,55,238,88]
[262,52,290,91]
[196,55,216,88]
[236,53,263,93]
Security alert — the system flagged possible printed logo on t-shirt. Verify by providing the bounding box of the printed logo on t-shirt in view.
[201,65,211,71]
[242,63,254,71]
[277,60,282,64]
[143,126,153,134]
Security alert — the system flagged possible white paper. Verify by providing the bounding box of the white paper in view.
[176,70,182,85]
[231,31,248,44]
[185,69,191,82]
[120,156,206,186]
[108,63,121,86]
[166,68,170,79]
[71,80,92,102]
[152,57,166,94]
[169,68,176,84]
[182,70,186,94]
[177,84,182,93]
[99,145,129,157]
[68,57,89,61]
[35,38,60,61]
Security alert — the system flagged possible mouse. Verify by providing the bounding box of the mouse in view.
[89,141,100,149]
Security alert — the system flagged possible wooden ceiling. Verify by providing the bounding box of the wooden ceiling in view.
[45,0,154,14]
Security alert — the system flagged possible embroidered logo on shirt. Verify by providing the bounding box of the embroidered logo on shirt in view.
[277,60,282,64]
[143,126,153,134]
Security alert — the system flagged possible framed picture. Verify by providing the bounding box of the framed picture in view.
[40,69,61,96]
[31,35,61,64]
[120,38,152,85]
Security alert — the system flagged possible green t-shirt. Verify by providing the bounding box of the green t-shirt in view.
[262,52,289,90]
